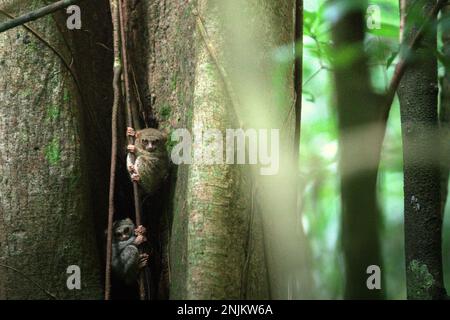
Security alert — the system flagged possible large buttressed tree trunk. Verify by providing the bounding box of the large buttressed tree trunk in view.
[0,0,111,299]
[398,0,446,300]
[0,0,308,300]
[330,0,384,299]
[130,0,309,299]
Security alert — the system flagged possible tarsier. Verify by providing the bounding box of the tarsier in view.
[111,218,149,285]
[127,127,169,194]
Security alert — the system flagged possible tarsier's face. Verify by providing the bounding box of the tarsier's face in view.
[114,220,134,242]
[136,129,166,153]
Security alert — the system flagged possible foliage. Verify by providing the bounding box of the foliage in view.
[291,0,450,299]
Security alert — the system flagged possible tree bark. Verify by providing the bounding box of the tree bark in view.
[128,0,310,299]
[0,0,110,299]
[440,4,450,217]
[0,0,310,300]
[330,0,384,299]
[398,0,446,300]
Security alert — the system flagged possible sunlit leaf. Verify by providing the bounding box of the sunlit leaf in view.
[367,22,399,38]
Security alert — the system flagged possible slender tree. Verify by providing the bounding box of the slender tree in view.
[398,0,446,300]
[330,0,384,299]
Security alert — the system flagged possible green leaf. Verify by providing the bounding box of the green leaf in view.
[367,22,399,38]
[303,90,316,102]
[386,51,398,69]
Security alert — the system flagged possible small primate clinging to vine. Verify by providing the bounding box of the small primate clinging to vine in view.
[111,218,149,285]
[126,127,169,195]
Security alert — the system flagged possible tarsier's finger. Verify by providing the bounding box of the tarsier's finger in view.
[136,225,147,234]
[126,127,135,136]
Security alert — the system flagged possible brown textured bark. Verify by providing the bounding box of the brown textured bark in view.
[128,0,305,299]
[0,0,112,299]
[0,0,307,300]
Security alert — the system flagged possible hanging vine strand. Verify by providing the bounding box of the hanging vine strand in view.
[105,0,121,301]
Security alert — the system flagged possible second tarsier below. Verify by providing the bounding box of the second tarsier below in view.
[111,218,149,285]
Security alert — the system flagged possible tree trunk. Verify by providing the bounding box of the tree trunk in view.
[440,4,450,216]
[398,0,446,300]
[0,0,110,299]
[330,0,384,299]
[0,0,311,300]
[128,0,311,299]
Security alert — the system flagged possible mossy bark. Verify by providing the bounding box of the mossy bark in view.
[131,0,305,299]
[0,0,306,300]
[0,0,110,299]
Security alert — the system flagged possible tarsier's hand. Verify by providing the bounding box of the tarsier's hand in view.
[135,225,146,235]
[134,234,146,245]
[128,164,136,173]
[127,144,136,153]
[134,225,147,245]
[127,127,136,137]
[138,253,149,268]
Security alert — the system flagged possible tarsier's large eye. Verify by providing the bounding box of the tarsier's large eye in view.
[123,227,130,234]
[141,139,148,146]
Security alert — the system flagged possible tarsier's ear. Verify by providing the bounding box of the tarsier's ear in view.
[135,131,141,139]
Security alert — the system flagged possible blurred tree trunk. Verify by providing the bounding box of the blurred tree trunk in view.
[330,0,384,299]
[440,4,450,216]
[0,0,112,299]
[292,0,315,298]
[398,0,446,300]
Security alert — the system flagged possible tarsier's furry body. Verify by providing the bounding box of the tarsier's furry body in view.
[111,218,148,285]
[117,128,167,285]
[127,128,169,195]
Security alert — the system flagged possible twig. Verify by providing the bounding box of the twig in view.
[399,0,406,42]
[130,65,149,128]
[96,42,113,52]
[192,7,243,128]
[0,0,83,33]
[303,66,325,88]
[240,182,256,299]
[294,0,303,161]
[281,65,325,133]
[0,9,76,96]
[105,0,122,301]
[0,263,57,299]
[118,0,146,300]
[0,8,110,158]
[382,0,447,123]
[119,0,134,133]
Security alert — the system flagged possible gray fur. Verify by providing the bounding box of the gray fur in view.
[111,218,140,285]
